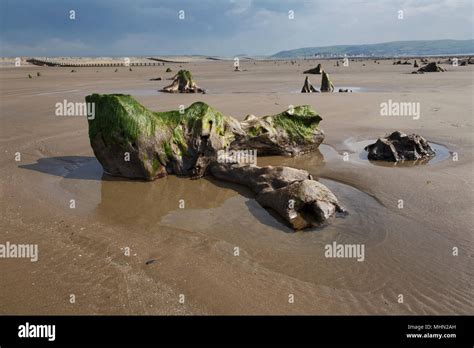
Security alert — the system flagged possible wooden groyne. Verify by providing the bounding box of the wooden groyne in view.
[147,57,189,63]
[26,58,164,67]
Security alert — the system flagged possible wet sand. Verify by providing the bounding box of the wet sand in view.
[0,59,473,314]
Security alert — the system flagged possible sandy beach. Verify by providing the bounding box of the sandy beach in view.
[0,58,473,315]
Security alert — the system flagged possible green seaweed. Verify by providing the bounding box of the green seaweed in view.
[159,101,227,138]
[86,94,159,145]
[86,94,321,162]
[162,141,173,159]
[247,127,260,137]
[271,106,322,141]
[86,94,233,156]
[171,126,188,155]
[152,157,160,172]
[176,69,192,83]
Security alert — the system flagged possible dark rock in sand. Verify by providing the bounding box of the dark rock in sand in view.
[364,131,435,162]
[165,67,172,72]
[413,60,419,68]
[149,77,162,81]
[338,88,351,93]
[416,62,446,73]
[301,76,319,93]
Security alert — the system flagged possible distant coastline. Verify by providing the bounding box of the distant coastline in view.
[272,39,474,58]
[1,39,473,62]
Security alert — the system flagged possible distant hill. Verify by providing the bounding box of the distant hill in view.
[272,40,474,58]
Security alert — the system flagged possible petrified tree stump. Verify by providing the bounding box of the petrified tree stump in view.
[161,70,205,93]
[320,71,334,92]
[304,64,323,74]
[301,76,319,93]
[86,94,342,230]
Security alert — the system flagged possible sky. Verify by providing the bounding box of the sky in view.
[0,0,473,57]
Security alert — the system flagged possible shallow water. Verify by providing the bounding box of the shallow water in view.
[342,138,451,167]
[19,149,387,238]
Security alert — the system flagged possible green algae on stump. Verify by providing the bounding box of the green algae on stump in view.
[233,105,324,156]
[86,94,234,179]
[87,94,325,179]
[161,69,205,93]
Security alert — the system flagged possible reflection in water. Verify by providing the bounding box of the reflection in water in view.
[96,174,240,228]
[95,148,329,229]
[18,147,392,240]
[159,177,387,242]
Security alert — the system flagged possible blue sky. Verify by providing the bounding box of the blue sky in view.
[1,0,472,56]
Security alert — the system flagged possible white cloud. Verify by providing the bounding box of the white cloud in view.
[227,0,253,15]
